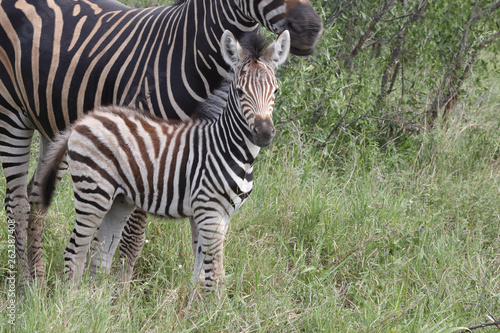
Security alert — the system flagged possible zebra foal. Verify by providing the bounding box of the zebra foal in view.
[39,30,290,291]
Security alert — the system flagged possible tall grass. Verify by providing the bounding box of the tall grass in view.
[1,0,499,331]
[1,90,498,331]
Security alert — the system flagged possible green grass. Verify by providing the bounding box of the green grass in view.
[1,0,500,331]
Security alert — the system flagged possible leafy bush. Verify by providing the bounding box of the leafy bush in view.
[275,0,500,155]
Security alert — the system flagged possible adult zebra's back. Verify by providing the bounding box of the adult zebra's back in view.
[1,0,322,135]
[0,0,322,288]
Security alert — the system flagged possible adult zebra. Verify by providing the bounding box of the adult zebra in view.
[0,0,322,287]
[39,29,289,295]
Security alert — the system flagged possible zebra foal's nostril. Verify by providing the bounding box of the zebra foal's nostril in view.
[253,124,276,137]
[252,117,276,147]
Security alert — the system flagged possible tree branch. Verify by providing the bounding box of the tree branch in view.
[381,12,414,22]
[318,92,358,148]
[388,62,400,94]
[459,0,481,57]
[458,29,500,86]
[427,0,485,122]
[326,0,357,26]
[343,0,397,71]
[458,320,500,332]
[376,0,427,110]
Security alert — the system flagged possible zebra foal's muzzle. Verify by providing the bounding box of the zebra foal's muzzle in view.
[252,116,275,147]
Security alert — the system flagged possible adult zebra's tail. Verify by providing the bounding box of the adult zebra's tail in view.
[39,130,72,212]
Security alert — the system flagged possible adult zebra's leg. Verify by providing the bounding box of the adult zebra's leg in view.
[26,136,68,284]
[117,208,148,285]
[89,195,136,279]
[0,109,34,290]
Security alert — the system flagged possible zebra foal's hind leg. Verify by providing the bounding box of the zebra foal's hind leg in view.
[117,208,148,287]
[0,109,35,291]
[65,188,116,283]
[89,195,136,280]
[189,217,200,255]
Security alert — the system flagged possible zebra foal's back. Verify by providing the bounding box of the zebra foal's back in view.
[40,30,290,294]
[44,107,196,218]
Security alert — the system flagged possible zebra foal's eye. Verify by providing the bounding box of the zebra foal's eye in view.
[274,88,280,95]
[236,88,244,97]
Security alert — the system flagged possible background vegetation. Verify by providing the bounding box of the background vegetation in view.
[1,0,499,331]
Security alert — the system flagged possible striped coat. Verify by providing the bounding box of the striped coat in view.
[0,0,322,287]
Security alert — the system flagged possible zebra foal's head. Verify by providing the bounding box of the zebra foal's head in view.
[221,30,290,147]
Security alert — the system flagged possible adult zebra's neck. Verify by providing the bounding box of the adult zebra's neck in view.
[190,0,258,52]
[154,0,258,120]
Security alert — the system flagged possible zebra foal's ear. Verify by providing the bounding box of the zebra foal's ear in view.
[221,30,244,69]
[266,30,290,69]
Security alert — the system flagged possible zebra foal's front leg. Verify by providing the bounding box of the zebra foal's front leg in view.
[190,211,230,300]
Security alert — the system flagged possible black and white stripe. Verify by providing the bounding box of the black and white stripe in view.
[40,30,290,292]
[0,0,321,287]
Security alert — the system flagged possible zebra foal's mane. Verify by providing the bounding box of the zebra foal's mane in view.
[239,30,268,60]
